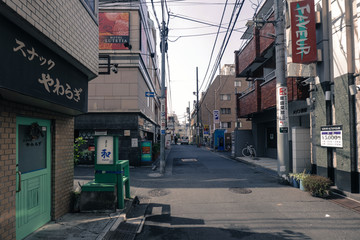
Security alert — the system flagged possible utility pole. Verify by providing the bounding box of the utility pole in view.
[196,67,200,147]
[274,0,289,176]
[159,0,168,174]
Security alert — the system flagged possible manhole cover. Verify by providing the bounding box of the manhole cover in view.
[229,187,252,194]
[148,188,170,197]
[181,158,198,162]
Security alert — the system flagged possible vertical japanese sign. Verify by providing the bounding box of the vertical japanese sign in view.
[97,136,114,165]
[290,0,317,63]
[213,110,220,124]
[161,98,166,135]
[99,12,130,50]
[277,87,289,133]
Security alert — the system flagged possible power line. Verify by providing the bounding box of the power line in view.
[201,0,244,93]
[200,0,229,91]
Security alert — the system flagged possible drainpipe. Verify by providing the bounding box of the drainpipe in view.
[345,0,359,193]
[322,0,334,180]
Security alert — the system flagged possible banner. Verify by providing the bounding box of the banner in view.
[290,0,317,63]
[99,12,130,50]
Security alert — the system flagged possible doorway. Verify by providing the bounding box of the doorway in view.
[16,117,51,239]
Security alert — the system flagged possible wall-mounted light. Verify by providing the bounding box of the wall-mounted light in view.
[325,91,331,101]
[124,42,132,50]
[349,84,360,95]
[111,64,118,74]
[306,97,315,106]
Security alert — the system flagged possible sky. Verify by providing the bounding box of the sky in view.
[148,0,264,123]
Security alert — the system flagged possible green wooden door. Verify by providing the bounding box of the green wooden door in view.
[16,117,51,240]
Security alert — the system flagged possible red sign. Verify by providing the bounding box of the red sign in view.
[99,12,130,50]
[290,0,317,63]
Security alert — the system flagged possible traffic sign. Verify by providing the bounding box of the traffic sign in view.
[145,92,155,97]
[213,110,219,123]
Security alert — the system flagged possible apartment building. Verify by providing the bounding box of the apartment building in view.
[75,0,161,166]
[197,64,251,146]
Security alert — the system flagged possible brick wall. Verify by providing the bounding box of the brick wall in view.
[0,99,74,240]
[2,0,99,75]
[260,79,276,110]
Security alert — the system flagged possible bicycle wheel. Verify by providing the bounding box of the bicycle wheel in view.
[242,147,251,157]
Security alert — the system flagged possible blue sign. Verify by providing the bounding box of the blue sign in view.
[213,110,220,123]
[145,92,155,97]
[161,130,165,135]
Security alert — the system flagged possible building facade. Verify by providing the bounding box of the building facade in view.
[236,0,360,196]
[75,0,161,166]
[0,0,98,239]
[311,0,360,194]
[197,64,251,147]
[235,0,310,161]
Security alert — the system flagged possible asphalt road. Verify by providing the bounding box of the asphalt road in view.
[129,145,360,240]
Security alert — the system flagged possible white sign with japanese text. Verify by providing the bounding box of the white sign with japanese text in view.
[96,136,114,165]
[277,87,289,128]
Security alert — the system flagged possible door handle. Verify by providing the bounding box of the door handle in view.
[16,171,21,192]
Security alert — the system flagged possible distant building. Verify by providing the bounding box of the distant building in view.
[75,0,161,166]
[197,64,251,146]
[0,1,98,239]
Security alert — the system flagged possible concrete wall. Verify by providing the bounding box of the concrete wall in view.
[88,69,139,112]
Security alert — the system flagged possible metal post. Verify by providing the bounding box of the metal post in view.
[159,3,167,174]
[274,0,289,176]
[196,67,200,147]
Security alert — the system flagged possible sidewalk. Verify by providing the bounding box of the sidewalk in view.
[25,149,172,240]
[230,153,360,212]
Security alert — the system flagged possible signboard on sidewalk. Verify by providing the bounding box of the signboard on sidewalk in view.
[321,125,343,148]
[96,136,114,165]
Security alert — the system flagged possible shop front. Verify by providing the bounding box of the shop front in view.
[0,15,91,239]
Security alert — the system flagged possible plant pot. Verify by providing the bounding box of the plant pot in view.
[299,180,305,191]
[293,178,299,188]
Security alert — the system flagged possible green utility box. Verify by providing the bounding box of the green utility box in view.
[81,136,130,210]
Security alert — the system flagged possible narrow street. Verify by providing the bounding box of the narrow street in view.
[129,145,360,240]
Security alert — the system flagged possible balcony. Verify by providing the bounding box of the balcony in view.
[237,72,309,118]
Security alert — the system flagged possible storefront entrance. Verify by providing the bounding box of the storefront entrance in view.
[16,117,51,239]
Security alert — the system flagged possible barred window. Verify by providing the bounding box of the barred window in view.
[234,81,241,87]
[221,122,231,128]
[220,94,231,100]
[220,108,231,114]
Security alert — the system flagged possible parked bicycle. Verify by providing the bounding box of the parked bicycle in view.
[242,143,256,159]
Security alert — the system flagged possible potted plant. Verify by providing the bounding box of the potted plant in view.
[302,175,332,198]
[290,170,310,190]
[288,173,299,188]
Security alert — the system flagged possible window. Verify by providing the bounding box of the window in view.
[234,81,241,87]
[220,94,231,100]
[221,122,231,128]
[220,108,231,114]
[81,0,99,23]
[235,121,242,128]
